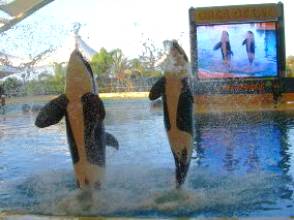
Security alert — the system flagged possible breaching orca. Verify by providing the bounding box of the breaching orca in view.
[242,30,255,65]
[35,50,119,189]
[149,40,193,188]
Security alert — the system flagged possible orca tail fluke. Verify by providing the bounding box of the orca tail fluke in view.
[175,160,190,188]
[173,148,191,188]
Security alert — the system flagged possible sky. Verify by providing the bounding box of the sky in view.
[0,0,293,63]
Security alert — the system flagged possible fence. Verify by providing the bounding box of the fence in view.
[4,77,161,96]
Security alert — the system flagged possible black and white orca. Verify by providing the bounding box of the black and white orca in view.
[149,40,193,188]
[35,50,119,189]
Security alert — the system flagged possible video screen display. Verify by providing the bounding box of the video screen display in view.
[196,22,278,79]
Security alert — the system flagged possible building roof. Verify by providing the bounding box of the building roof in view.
[0,0,97,81]
[0,0,54,33]
[37,33,97,66]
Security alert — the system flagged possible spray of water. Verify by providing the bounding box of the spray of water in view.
[0,164,285,217]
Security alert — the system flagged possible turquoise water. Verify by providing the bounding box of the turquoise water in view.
[0,98,293,217]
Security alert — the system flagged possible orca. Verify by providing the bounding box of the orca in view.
[149,40,193,188]
[35,50,119,189]
[242,30,255,65]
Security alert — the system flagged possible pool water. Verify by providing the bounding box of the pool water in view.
[0,98,293,217]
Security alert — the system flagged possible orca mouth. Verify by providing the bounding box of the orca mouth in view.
[163,40,188,62]
[74,50,97,93]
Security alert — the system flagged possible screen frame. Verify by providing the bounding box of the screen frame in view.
[189,3,286,82]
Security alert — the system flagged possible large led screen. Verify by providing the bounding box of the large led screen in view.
[196,22,278,79]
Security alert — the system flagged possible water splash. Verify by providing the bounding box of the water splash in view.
[0,165,289,217]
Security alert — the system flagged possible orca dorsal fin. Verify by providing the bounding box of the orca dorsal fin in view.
[105,132,119,150]
[149,77,165,100]
[35,94,68,128]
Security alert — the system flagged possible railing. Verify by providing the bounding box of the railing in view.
[4,77,160,96]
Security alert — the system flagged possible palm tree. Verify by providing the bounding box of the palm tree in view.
[110,49,131,91]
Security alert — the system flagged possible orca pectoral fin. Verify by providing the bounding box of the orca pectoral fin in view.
[35,94,68,128]
[149,77,165,100]
[105,132,119,150]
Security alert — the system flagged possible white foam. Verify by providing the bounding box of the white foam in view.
[3,166,282,217]
[159,53,191,76]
